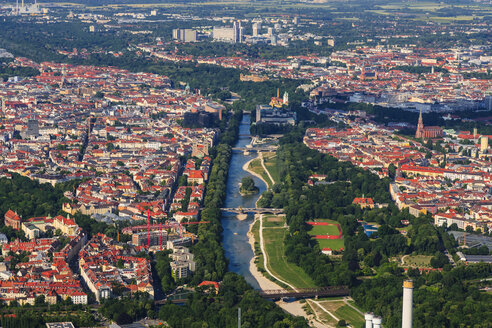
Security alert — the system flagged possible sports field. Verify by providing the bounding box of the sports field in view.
[309,224,341,236]
[307,219,344,251]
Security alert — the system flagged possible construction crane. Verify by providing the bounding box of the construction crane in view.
[147,210,150,249]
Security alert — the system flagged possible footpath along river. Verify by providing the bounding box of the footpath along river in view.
[221,113,266,289]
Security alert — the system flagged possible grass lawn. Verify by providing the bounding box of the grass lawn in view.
[248,158,273,188]
[309,224,340,236]
[262,218,316,289]
[308,301,338,327]
[252,218,262,267]
[335,304,365,327]
[316,238,345,250]
[402,255,432,268]
[317,300,365,328]
[263,214,285,228]
[307,219,344,250]
[263,155,281,185]
[309,219,339,224]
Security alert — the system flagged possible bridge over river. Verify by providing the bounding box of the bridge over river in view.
[231,146,278,152]
[154,286,350,305]
[259,286,350,299]
[221,207,284,214]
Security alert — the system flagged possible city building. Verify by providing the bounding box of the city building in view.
[132,230,167,247]
[213,21,243,43]
[79,234,154,302]
[252,23,261,37]
[415,110,443,139]
[53,215,78,236]
[4,209,21,230]
[45,322,75,328]
[12,0,42,15]
[170,246,195,280]
[255,105,296,126]
[172,29,197,42]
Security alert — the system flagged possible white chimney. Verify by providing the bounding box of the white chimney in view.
[365,312,374,328]
[373,316,382,328]
[402,280,413,328]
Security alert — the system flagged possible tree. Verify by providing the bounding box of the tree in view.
[430,252,449,268]
[34,295,45,306]
[106,143,115,151]
[116,259,124,269]
[240,177,259,194]
[336,320,347,327]
[388,163,396,179]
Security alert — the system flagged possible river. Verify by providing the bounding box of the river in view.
[221,114,266,289]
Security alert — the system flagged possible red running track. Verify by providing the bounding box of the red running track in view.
[308,221,343,238]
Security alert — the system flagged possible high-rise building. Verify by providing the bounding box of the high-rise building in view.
[212,21,243,43]
[234,20,244,43]
[480,136,488,152]
[26,119,39,138]
[252,23,261,37]
[172,29,197,42]
[13,0,41,15]
[213,26,235,42]
[271,34,278,46]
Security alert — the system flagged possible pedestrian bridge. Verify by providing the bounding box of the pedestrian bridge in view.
[220,207,284,214]
[259,286,350,299]
[231,146,278,152]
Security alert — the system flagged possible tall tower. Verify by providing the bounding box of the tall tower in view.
[283,91,289,105]
[252,23,259,37]
[373,316,382,328]
[147,210,151,248]
[233,20,243,43]
[365,312,374,328]
[60,67,66,88]
[402,280,413,328]
[415,109,424,138]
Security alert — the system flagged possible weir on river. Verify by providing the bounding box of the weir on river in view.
[221,114,267,289]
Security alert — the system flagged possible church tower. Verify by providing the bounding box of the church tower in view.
[283,91,289,106]
[415,109,424,138]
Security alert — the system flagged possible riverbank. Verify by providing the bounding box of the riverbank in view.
[247,214,327,327]
[243,156,267,208]
[247,215,282,290]
[243,156,269,188]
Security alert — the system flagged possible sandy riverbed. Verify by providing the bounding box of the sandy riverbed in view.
[246,215,282,290]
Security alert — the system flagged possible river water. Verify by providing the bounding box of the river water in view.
[221,114,266,289]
